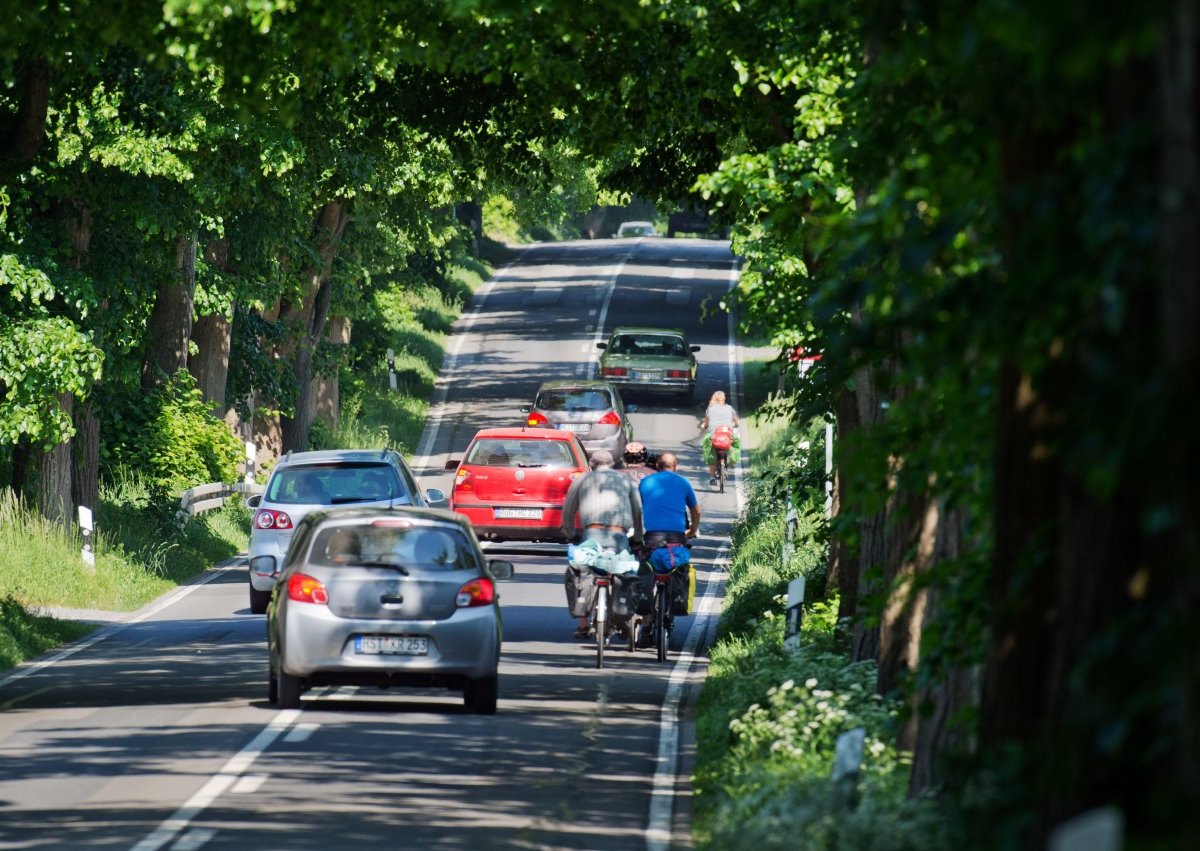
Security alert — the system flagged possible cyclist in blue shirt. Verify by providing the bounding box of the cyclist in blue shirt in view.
[635,452,699,648]
[637,451,700,548]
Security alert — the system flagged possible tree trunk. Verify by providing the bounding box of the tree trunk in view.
[71,400,100,513]
[907,505,978,795]
[1,57,49,170]
[847,338,891,663]
[189,238,233,413]
[876,489,939,747]
[190,312,232,413]
[312,315,350,429]
[34,393,74,526]
[279,201,348,453]
[142,232,198,389]
[1158,5,1200,842]
[63,204,99,520]
[829,388,859,616]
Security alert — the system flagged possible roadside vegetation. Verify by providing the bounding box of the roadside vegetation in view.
[0,208,524,674]
[695,377,958,849]
[1,2,1193,843]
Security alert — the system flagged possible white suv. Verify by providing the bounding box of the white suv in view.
[246,449,445,613]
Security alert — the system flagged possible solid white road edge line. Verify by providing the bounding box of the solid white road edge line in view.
[645,544,727,851]
[0,565,238,690]
[130,708,302,851]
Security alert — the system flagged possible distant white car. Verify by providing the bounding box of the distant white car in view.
[616,221,656,237]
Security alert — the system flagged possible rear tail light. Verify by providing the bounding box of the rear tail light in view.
[600,367,628,378]
[254,509,293,530]
[597,411,621,425]
[527,411,549,426]
[454,468,472,490]
[455,577,496,608]
[288,573,328,605]
[666,369,690,379]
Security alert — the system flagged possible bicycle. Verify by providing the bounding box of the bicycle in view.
[634,540,691,661]
[570,545,639,669]
[651,570,673,661]
[711,425,735,493]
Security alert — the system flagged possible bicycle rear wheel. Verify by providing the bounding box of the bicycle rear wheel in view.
[595,584,608,669]
[718,451,726,493]
[655,584,669,661]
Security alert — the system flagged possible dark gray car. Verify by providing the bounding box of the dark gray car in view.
[267,507,514,714]
[520,380,635,462]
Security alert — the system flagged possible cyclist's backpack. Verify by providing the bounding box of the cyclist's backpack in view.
[567,566,598,618]
[648,543,691,573]
[711,427,734,451]
[629,563,656,615]
[671,564,696,616]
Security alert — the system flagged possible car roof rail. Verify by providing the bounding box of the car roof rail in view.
[285,450,292,463]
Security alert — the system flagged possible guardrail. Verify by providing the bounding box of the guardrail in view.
[176,481,264,527]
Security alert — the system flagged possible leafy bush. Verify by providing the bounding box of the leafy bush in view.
[128,371,243,499]
[101,371,242,503]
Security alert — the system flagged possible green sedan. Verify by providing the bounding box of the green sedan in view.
[597,326,699,404]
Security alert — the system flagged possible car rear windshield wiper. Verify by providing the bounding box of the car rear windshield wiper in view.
[516,463,546,468]
[344,560,410,575]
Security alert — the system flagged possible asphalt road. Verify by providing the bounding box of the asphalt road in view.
[0,235,746,850]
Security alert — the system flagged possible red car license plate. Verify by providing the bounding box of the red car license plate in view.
[494,507,544,520]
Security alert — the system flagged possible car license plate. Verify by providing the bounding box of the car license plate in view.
[495,507,544,519]
[355,635,428,655]
[558,423,591,433]
[633,370,662,380]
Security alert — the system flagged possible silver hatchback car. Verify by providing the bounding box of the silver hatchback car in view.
[519,380,636,462]
[246,449,446,614]
[267,507,515,713]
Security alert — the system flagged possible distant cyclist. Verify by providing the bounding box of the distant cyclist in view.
[699,390,740,485]
[560,449,644,639]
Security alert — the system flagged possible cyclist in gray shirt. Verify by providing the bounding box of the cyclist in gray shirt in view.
[560,449,644,638]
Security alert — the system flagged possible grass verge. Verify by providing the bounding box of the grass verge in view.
[693,410,954,849]
[0,597,96,672]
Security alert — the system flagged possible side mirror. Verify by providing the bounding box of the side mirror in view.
[690,345,701,352]
[596,342,607,350]
[444,459,460,470]
[425,488,447,505]
[488,559,515,580]
[245,494,262,510]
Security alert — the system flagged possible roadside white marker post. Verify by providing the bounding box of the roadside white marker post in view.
[244,442,256,484]
[783,575,806,651]
[832,727,866,810]
[386,348,397,391]
[1049,807,1124,851]
[78,505,95,572]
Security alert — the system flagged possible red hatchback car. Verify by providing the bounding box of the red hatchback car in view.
[447,427,590,542]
